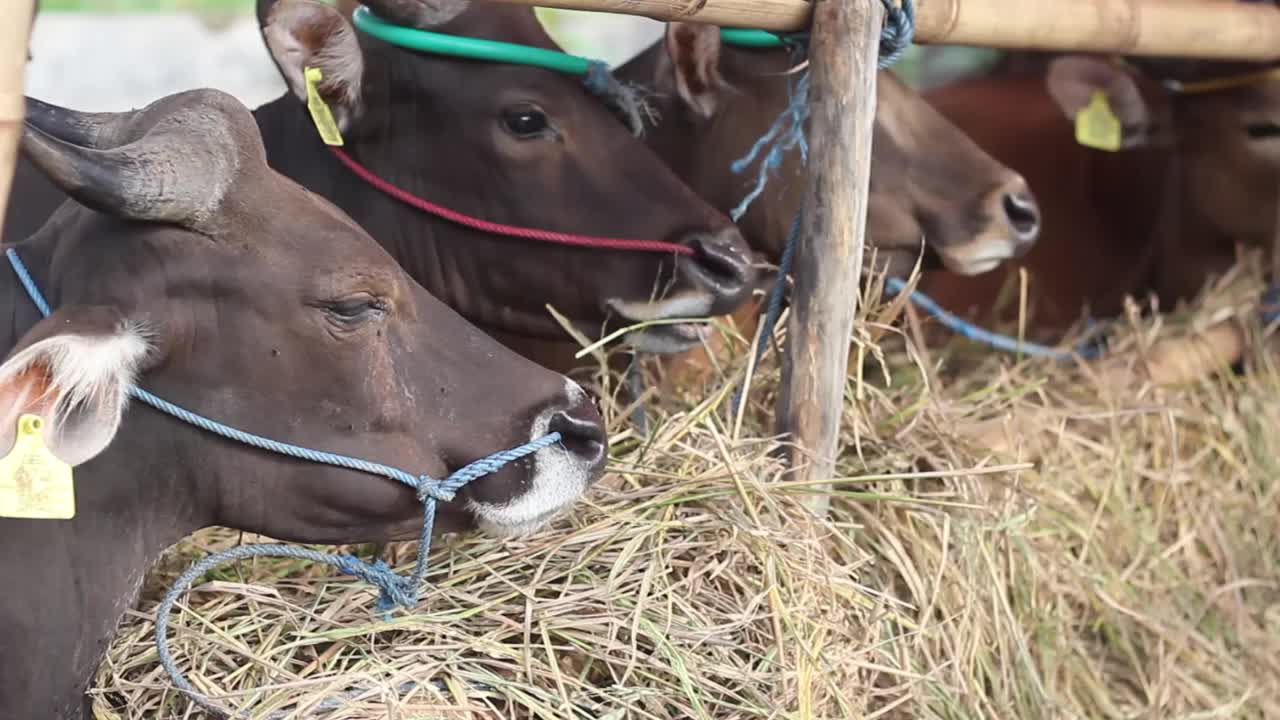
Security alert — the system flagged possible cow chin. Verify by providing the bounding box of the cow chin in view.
[623,322,711,354]
[934,234,1022,277]
[464,383,596,538]
[606,293,716,355]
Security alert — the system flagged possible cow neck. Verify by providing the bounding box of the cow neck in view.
[0,239,51,346]
[0,244,209,720]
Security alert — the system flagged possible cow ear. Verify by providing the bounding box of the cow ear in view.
[262,0,364,133]
[0,308,152,468]
[1047,56,1154,148]
[659,22,725,119]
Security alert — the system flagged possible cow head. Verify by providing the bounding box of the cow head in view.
[254,0,755,355]
[623,22,1041,279]
[6,89,608,541]
[1046,53,1280,247]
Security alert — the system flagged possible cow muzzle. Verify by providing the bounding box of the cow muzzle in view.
[461,380,606,537]
[938,177,1041,276]
[604,227,757,354]
[677,226,756,314]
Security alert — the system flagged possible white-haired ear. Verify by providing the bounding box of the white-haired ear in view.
[0,308,151,467]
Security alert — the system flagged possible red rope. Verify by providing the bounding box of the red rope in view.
[329,147,695,256]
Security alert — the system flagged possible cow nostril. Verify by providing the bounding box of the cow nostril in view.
[547,409,607,468]
[1002,192,1040,241]
[687,233,751,297]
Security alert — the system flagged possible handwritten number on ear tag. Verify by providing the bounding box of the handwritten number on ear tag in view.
[0,414,75,520]
[305,66,345,147]
[1076,90,1123,152]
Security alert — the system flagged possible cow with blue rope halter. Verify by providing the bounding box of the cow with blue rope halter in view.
[0,88,609,719]
[609,1,1099,402]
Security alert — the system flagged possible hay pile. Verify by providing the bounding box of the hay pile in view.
[94,264,1280,719]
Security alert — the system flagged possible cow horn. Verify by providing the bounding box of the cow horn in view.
[23,96,126,148]
[360,0,469,28]
[20,94,243,229]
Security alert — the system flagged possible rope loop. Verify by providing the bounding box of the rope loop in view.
[880,0,916,67]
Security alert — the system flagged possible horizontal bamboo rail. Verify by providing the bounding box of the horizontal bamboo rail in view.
[496,0,1280,62]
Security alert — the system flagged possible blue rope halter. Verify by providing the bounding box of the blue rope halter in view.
[5,247,563,716]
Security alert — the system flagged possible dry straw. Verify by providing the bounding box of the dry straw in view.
[94,259,1280,719]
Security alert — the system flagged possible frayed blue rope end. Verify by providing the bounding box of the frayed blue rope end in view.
[585,60,647,137]
[728,0,914,223]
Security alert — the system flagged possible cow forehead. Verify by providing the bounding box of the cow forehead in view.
[370,45,600,114]
[241,193,392,265]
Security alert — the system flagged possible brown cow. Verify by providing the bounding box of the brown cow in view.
[623,22,1042,282]
[0,89,606,719]
[4,0,756,358]
[919,51,1280,332]
[540,22,1041,388]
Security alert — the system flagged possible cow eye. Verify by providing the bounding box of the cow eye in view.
[1246,122,1280,139]
[323,296,387,325]
[500,106,554,139]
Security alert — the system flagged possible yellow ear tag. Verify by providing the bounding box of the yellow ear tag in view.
[0,414,74,520]
[304,66,345,147]
[1075,90,1123,152]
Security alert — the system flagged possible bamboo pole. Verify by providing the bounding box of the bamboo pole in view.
[775,0,881,514]
[0,0,34,242]
[491,0,1280,62]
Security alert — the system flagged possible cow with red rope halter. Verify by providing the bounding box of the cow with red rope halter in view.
[5,0,759,363]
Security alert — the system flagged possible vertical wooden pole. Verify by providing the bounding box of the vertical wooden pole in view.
[0,0,34,242]
[778,0,882,514]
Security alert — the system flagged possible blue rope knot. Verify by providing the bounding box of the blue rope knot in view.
[341,557,419,611]
[416,480,455,504]
[880,0,915,67]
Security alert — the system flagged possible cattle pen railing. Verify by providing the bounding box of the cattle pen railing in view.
[3,0,1280,509]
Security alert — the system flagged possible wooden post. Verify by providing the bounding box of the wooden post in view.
[0,0,34,241]
[491,0,1280,62]
[776,0,882,514]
